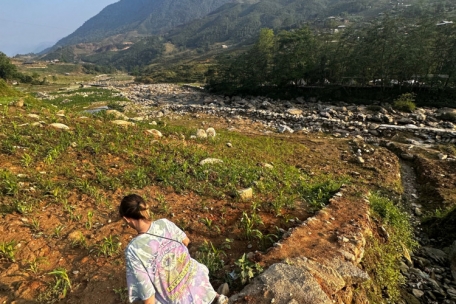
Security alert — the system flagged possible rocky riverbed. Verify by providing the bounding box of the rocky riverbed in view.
[115,83,456,146]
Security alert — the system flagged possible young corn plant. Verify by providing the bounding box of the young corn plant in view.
[27,257,47,274]
[201,217,213,228]
[14,200,34,214]
[21,153,33,167]
[96,235,121,257]
[195,239,232,276]
[0,240,17,262]
[113,287,129,303]
[85,211,94,230]
[71,232,88,249]
[48,268,72,299]
[156,193,170,214]
[239,212,263,241]
[29,218,41,233]
[53,225,64,238]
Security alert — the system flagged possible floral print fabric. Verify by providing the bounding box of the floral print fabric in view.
[125,219,217,303]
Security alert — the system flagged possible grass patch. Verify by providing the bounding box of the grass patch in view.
[44,87,129,111]
[392,93,416,113]
[361,193,417,303]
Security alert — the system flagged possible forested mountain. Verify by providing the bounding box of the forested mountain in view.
[167,0,392,48]
[43,0,454,72]
[53,0,231,47]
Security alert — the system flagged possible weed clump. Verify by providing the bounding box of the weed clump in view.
[362,193,417,302]
[392,93,416,112]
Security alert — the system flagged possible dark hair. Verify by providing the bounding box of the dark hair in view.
[119,194,151,220]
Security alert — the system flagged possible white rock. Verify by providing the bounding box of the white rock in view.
[206,127,216,137]
[106,110,129,120]
[196,129,207,139]
[238,188,253,201]
[438,153,448,160]
[287,108,303,115]
[50,123,70,130]
[199,158,223,166]
[112,120,135,127]
[27,114,40,119]
[145,129,163,138]
[277,125,294,134]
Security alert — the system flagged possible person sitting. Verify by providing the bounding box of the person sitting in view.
[119,194,228,304]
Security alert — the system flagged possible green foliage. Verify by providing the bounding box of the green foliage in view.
[0,53,20,81]
[234,253,263,285]
[47,268,72,300]
[0,240,17,261]
[239,211,263,241]
[195,239,231,276]
[208,13,456,97]
[363,193,417,302]
[113,287,129,303]
[0,79,19,97]
[83,37,165,71]
[393,93,416,112]
[96,235,121,257]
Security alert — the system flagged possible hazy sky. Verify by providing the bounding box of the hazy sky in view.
[0,0,119,56]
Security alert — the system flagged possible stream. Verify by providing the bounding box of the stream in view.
[398,159,456,304]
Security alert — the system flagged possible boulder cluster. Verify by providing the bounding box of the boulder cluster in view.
[401,244,456,304]
[119,84,456,145]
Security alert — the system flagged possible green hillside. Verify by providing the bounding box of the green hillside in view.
[53,0,231,47]
[0,79,18,98]
[42,0,455,73]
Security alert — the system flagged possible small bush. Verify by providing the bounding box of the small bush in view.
[392,93,416,112]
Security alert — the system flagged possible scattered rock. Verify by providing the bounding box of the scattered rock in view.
[238,188,253,202]
[412,289,424,298]
[13,99,24,107]
[199,158,223,166]
[206,127,216,137]
[287,108,303,115]
[106,109,129,120]
[27,114,40,119]
[401,153,415,161]
[217,283,229,296]
[49,123,70,130]
[196,129,207,139]
[111,120,135,127]
[414,207,422,216]
[277,125,294,134]
[145,129,163,138]
[438,153,448,160]
[260,163,274,169]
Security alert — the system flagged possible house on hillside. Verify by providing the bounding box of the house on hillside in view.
[436,20,453,26]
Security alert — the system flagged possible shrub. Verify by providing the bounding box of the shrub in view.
[392,93,416,112]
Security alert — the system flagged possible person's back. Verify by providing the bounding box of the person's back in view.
[125,218,217,304]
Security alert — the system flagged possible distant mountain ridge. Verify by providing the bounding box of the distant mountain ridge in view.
[43,0,417,69]
[54,0,232,47]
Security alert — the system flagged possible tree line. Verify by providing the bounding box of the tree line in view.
[207,14,456,97]
[0,52,41,84]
